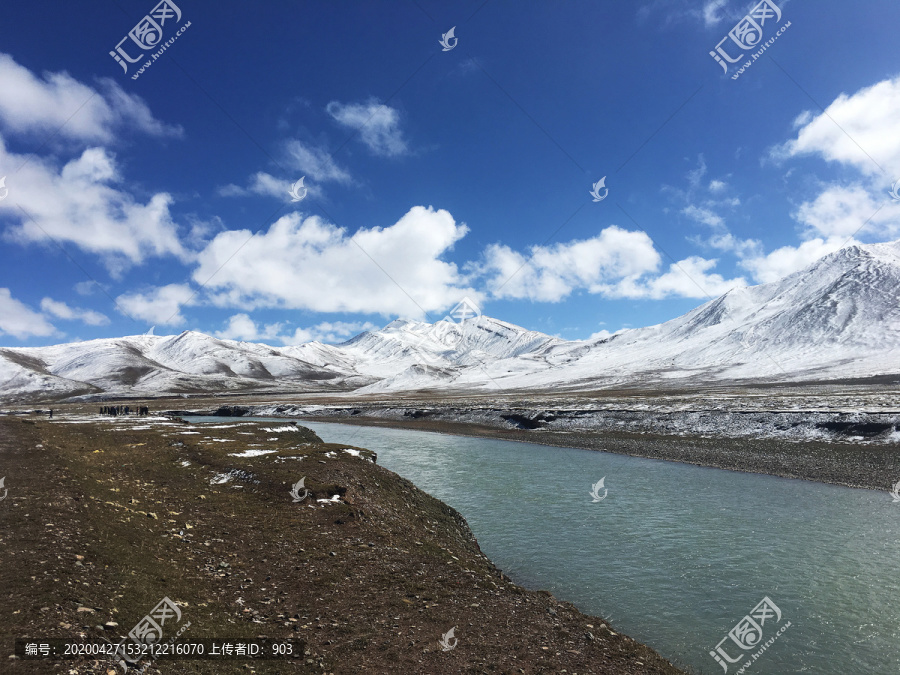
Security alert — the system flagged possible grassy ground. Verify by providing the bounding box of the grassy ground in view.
[0,412,689,674]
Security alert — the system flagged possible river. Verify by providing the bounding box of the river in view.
[189,417,900,674]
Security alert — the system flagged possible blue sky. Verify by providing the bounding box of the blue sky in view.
[1,0,899,347]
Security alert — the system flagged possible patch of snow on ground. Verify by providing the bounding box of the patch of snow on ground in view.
[210,473,232,485]
[342,448,361,457]
[180,460,190,467]
[230,449,277,457]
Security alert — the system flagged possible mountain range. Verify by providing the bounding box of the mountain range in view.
[2,240,899,403]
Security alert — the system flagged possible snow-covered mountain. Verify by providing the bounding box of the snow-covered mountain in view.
[2,241,899,402]
[0,332,374,402]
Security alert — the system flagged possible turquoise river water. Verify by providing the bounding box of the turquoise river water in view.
[190,417,900,674]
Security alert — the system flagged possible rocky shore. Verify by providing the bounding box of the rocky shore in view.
[0,413,688,674]
[156,399,900,492]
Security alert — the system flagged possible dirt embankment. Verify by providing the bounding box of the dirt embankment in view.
[0,414,689,674]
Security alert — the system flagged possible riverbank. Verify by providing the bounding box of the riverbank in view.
[0,414,688,674]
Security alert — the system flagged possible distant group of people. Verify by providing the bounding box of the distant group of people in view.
[100,405,149,416]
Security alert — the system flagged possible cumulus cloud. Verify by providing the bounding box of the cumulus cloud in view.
[744,75,900,281]
[793,184,900,240]
[738,236,852,283]
[480,226,663,302]
[216,314,376,345]
[600,255,747,299]
[194,206,477,318]
[0,53,181,142]
[774,75,900,176]
[0,143,190,272]
[326,99,408,157]
[0,288,56,339]
[214,313,285,342]
[115,284,195,326]
[40,298,109,326]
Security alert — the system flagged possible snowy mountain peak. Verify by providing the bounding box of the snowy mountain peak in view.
[1,240,899,402]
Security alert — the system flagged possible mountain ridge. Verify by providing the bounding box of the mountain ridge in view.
[2,240,899,402]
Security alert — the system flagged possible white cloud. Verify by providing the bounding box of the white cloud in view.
[0,144,190,271]
[0,53,181,142]
[709,179,727,193]
[682,204,724,228]
[219,172,323,202]
[701,0,729,27]
[687,155,707,187]
[587,329,613,341]
[74,280,99,295]
[326,99,408,157]
[217,183,246,197]
[249,172,293,199]
[285,140,351,183]
[0,288,56,339]
[774,75,900,176]
[287,320,378,344]
[216,314,376,345]
[40,298,109,326]
[793,183,900,240]
[480,226,663,302]
[214,313,285,342]
[195,206,477,318]
[115,284,195,326]
[739,236,852,283]
[600,256,746,300]
[637,0,792,30]
[765,75,900,275]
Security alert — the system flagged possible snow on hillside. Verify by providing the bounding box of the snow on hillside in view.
[1,240,899,402]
